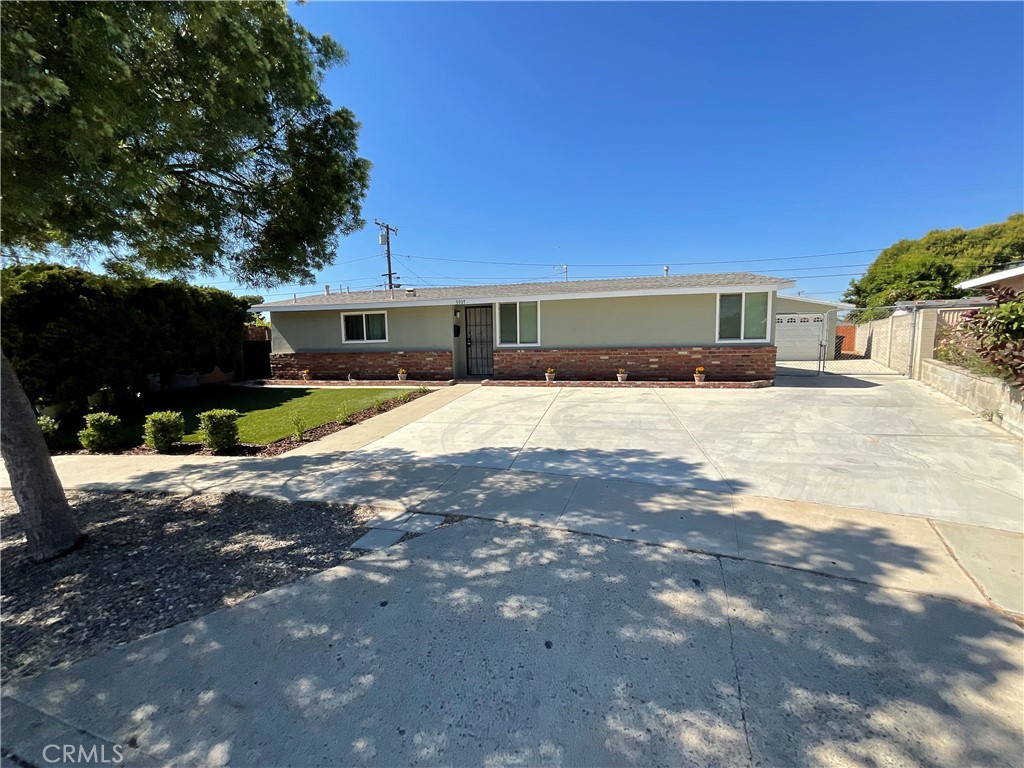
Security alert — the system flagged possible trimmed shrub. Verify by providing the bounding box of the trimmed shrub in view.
[37,415,59,448]
[144,411,185,453]
[198,409,240,452]
[77,412,122,453]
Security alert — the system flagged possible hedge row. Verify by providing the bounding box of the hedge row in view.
[1,264,251,405]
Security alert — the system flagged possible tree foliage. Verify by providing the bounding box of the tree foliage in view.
[1,0,371,287]
[1,264,249,405]
[844,213,1024,308]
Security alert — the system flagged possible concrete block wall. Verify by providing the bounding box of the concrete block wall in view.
[271,351,453,380]
[492,346,776,382]
[919,359,1024,438]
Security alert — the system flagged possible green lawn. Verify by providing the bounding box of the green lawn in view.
[125,387,409,445]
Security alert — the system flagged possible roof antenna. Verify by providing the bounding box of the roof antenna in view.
[663,265,669,277]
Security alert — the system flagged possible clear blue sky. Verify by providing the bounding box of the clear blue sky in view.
[211,1,1023,302]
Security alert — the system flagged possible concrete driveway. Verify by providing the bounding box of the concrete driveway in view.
[346,375,1023,532]
[19,375,1023,610]
[4,376,1023,767]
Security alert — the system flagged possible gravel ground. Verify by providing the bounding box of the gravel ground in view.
[0,490,444,682]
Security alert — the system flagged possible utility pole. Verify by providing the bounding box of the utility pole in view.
[374,219,399,290]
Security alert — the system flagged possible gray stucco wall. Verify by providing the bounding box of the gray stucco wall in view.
[532,293,779,347]
[531,294,726,348]
[270,305,453,354]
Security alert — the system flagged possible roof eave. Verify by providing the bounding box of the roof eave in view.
[956,264,1024,290]
[252,281,796,313]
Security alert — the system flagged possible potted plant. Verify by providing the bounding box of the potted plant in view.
[397,368,408,381]
[545,367,556,383]
[694,366,706,384]
[616,367,628,383]
[301,369,312,382]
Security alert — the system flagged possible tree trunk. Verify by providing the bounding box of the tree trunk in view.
[0,350,82,560]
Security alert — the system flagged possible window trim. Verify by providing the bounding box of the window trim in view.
[494,301,541,347]
[715,291,772,344]
[340,310,389,344]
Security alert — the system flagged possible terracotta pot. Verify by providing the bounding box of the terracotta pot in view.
[694,374,706,384]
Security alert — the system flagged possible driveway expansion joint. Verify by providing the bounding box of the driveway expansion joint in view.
[717,558,756,767]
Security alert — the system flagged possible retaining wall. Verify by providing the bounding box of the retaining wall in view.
[919,359,1023,438]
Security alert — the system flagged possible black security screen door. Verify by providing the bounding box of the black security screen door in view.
[465,305,494,376]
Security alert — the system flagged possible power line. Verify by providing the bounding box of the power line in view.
[391,255,437,287]
[393,247,886,269]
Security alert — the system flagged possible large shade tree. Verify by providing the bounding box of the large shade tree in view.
[843,213,1024,308]
[0,1,370,560]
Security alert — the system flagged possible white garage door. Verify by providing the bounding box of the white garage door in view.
[775,313,825,361]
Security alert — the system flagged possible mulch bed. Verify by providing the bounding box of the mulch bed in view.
[0,490,456,683]
[60,388,431,459]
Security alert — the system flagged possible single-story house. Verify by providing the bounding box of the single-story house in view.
[251,272,799,382]
[957,264,1024,294]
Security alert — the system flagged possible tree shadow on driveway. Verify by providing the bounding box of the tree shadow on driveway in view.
[3,444,1022,767]
[4,518,1021,768]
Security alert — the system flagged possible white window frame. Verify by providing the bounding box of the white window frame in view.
[340,310,389,344]
[494,301,541,347]
[715,292,772,343]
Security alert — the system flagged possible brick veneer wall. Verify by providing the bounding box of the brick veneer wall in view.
[271,351,453,380]
[492,346,776,382]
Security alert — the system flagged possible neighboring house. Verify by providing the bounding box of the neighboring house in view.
[773,295,853,361]
[956,264,1024,293]
[251,272,794,381]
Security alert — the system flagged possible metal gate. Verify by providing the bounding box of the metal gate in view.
[465,305,494,376]
[774,306,918,377]
[774,311,828,376]
[824,307,917,376]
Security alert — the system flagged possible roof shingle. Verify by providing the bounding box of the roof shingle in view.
[253,271,792,310]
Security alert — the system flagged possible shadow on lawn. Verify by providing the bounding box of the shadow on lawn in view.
[2,446,1022,767]
[116,386,318,444]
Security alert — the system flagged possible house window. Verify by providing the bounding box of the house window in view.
[341,311,388,343]
[496,301,539,345]
[717,292,770,342]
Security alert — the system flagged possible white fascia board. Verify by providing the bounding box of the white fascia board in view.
[956,264,1024,290]
[253,281,796,313]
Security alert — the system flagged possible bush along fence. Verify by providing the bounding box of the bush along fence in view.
[1,263,250,409]
[918,287,1024,436]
